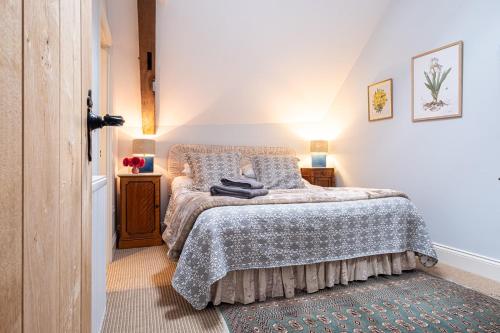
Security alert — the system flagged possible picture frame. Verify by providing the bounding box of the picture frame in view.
[368,78,393,121]
[412,41,463,122]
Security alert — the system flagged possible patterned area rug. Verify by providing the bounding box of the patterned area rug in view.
[218,271,500,333]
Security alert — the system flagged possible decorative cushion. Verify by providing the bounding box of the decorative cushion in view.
[250,155,304,189]
[181,163,192,177]
[241,164,256,179]
[186,152,242,191]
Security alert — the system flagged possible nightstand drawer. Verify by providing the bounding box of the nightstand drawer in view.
[312,169,333,177]
[301,169,313,176]
[301,168,335,187]
[314,177,333,187]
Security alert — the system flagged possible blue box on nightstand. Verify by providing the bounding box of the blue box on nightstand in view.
[311,154,326,167]
[139,156,154,173]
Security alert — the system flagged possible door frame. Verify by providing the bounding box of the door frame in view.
[99,2,116,265]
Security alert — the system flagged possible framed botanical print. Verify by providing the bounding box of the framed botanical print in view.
[368,78,393,121]
[412,41,463,122]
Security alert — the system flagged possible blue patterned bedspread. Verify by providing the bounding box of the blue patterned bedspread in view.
[171,196,438,309]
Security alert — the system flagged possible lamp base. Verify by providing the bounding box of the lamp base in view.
[311,155,326,167]
[139,156,154,173]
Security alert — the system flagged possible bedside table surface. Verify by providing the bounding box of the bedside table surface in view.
[117,173,162,177]
[302,167,333,169]
[301,167,334,174]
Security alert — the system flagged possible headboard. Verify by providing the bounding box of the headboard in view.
[166,144,296,194]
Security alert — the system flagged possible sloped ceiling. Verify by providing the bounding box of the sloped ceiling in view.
[108,0,391,128]
[157,0,390,127]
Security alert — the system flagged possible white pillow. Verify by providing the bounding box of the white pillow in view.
[181,163,192,177]
[172,175,193,192]
[241,163,256,179]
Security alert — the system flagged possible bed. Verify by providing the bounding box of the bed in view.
[162,144,438,310]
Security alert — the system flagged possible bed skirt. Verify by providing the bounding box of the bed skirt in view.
[211,251,417,306]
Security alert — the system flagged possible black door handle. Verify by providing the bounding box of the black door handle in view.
[87,90,125,161]
[89,113,125,131]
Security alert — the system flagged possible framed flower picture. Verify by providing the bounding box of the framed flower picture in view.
[412,41,463,122]
[368,78,393,121]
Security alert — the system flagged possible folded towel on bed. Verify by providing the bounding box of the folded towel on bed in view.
[210,185,269,199]
[220,177,264,189]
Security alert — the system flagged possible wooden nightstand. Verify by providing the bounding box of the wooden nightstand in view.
[301,168,336,187]
[117,174,163,248]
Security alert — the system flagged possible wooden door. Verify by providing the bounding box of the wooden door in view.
[0,0,23,331]
[0,0,93,332]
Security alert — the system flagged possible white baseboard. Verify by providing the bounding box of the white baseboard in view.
[433,242,500,282]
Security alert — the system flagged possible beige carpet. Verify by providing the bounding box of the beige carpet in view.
[102,245,226,333]
[418,261,500,299]
[102,245,500,333]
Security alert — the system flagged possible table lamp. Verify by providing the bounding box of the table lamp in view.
[310,140,328,167]
[132,138,156,173]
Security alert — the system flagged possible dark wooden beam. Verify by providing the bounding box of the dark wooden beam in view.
[137,0,156,134]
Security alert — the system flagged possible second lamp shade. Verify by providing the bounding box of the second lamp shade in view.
[310,140,328,153]
[132,139,156,156]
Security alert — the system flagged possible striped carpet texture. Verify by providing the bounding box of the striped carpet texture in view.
[102,245,227,333]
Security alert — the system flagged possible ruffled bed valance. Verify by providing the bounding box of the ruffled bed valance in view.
[211,251,416,306]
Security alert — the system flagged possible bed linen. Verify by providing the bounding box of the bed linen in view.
[211,251,417,305]
[250,155,304,189]
[163,177,437,310]
[220,177,264,189]
[185,151,241,191]
[210,184,269,199]
[164,177,414,260]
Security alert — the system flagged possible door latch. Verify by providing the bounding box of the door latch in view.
[87,90,125,161]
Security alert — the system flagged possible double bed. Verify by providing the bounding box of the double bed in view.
[162,144,437,310]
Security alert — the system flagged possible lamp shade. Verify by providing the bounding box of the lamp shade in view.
[310,140,328,153]
[132,139,156,156]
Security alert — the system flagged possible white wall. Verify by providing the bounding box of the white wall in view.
[327,0,500,260]
[91,177,107,333]
[108,0,390,215]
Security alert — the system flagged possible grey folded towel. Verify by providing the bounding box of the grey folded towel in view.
[210,185,269,199]
[220,177,264,189]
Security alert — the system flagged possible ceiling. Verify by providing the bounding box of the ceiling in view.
[108,0,392,127]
